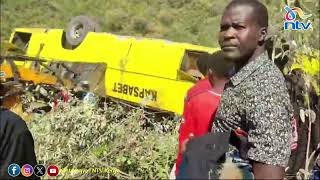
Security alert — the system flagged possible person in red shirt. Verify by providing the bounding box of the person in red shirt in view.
[175,50,234,176]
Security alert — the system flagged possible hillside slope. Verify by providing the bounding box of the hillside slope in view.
[1,0,318,49]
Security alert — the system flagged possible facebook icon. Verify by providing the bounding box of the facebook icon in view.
[8,164,21,177]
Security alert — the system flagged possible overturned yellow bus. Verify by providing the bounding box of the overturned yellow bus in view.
[0,16,218,115]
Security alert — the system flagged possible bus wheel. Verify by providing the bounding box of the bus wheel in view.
[65,15,100,47]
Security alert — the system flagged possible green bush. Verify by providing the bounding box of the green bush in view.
[28,100,179,179]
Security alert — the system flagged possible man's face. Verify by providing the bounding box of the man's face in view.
[218,5,262,61]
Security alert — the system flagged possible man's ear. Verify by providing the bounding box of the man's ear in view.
[258,27,268,43]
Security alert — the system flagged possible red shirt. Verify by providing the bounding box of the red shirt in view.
[175,78,221,175]
[185,78,212,102]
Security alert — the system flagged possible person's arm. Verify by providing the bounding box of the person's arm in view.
[245,75,293,178]
[176,101,195,175]
[13,130,38,166]
[0,110,39,179]
[253,161,285,179]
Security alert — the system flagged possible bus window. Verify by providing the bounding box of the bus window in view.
[178,50,209,82]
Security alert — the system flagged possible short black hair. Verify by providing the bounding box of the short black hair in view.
[196,53,210,75]
[226,0,269,28]
[207,50,234,78]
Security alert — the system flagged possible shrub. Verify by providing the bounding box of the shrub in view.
[28,100,179,179]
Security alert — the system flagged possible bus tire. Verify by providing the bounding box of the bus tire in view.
[65,15,100,47]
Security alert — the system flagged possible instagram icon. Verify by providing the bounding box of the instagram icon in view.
[21,164,34,177]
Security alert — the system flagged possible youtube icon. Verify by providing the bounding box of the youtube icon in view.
[47,165,59,176]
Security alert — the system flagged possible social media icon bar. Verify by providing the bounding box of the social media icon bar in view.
[8,164,21,177]
[47,165,59,176]
[34,165,46,177]
[21,164,34,177]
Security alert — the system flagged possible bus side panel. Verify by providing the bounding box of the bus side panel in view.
[105,68,194,115]
[124,39,185,80]
[36,30,134,67]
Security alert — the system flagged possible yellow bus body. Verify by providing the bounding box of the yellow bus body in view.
[1,28,219,115]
